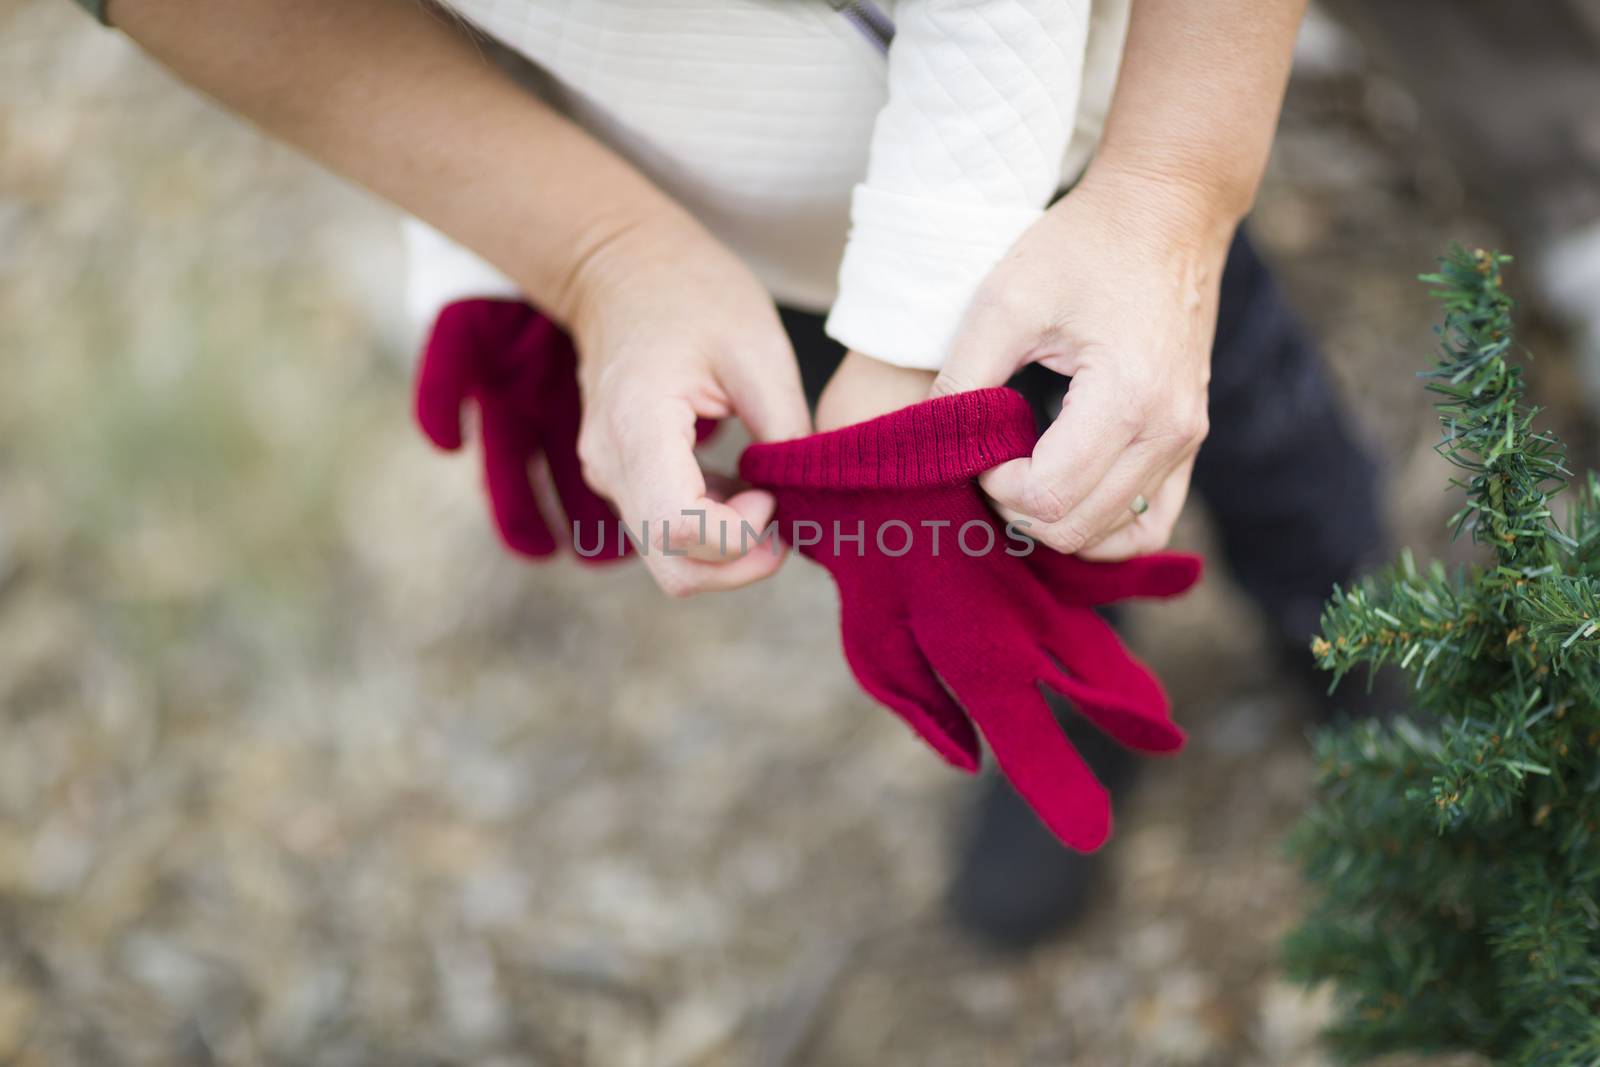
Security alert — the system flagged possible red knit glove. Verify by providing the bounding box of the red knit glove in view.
[415,299,718,563]
[738,388,1202,851]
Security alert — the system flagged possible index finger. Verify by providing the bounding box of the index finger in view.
[980,367,1136,528]
[614,397,769,562]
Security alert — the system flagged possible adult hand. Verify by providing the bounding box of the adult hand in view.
[567,214,811,596]
[931,172,1232,561]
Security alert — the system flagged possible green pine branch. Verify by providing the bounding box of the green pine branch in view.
[1420,248,1568,569]
[1286,249,1600,1064]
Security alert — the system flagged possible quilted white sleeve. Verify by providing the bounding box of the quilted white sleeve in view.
[826,0,1091,370]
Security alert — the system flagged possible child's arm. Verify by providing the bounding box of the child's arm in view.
[816,0,1090,430]
[822,0,1092,377]
[110,0,811,595]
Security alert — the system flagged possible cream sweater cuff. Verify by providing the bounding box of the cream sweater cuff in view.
[826,185,1040,371]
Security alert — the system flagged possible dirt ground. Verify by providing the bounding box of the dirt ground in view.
[0,4,1575,1065]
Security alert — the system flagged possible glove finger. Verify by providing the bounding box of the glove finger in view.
[494,308,567,405]
[838,587,978,770]
[479,398,557,558]
[1038,605,1183,753]
[416,299,540,449]
[1023,548,1203,605]
[529,333,630,563]
[908,609,1111,852]
[414,302,487,451]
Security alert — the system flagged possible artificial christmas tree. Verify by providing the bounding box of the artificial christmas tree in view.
[1286,248,1600,1062]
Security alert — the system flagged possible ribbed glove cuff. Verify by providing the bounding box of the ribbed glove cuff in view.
[739,388,1036,490]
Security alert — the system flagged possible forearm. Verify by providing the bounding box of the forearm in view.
[111,0,693,327]
[1084,0,1307,231]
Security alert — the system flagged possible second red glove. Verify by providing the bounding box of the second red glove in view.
[414,299,716,563]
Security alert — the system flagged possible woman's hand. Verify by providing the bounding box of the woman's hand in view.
[931,171,1232,561]
[568,214,812,597]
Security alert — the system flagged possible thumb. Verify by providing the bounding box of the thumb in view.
[930,291,1033,398]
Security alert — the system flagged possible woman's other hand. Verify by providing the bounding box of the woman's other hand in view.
[931,172,1230,561]
[568,214,812,596]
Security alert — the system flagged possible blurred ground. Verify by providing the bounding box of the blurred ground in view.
[0,3,1575,1065]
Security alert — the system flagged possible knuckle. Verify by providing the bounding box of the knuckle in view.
[929,371,973,398]
[575,431,614,490]
[1038,530,1073,554]
[1112,403,1147,437]
[928,364,985,403]
[1020,478,1071,525]
[1150,405,1208,451]
[664,512,706,551]
[1045,515,1094,555]
[1174,406,1210,447]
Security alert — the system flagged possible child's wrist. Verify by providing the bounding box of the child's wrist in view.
[815,350,939,432]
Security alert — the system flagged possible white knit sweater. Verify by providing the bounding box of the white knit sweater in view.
[407,0,1130,370]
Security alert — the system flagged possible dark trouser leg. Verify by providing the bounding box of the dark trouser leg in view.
[1193,230,1386,648]
[780,306,847,411]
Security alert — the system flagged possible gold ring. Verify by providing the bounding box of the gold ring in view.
[1130,494,1150,517]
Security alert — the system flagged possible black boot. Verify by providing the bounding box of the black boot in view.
[946,692,1140,951]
